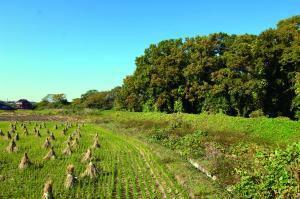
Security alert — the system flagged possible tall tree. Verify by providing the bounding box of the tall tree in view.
[116,15,300,118]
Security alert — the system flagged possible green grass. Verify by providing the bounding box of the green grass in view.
[81,110,300,196]
[93,110,300,144]
[9,109,300,145]
[0,120,187,198]
[3,109,299,198]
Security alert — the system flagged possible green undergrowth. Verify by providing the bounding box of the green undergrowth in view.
[235,142,300,198]
[95,110,300,145]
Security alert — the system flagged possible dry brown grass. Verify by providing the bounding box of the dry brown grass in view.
[36,130,41,137]
[71,137,79,148]
[42,180,54,199]
[13,133,19,141]
[49,132,55,140]
[92,138,100,148]
[6,131,12,139]
[80,162,100,179]
[6,139,17,153]
[63,142,72,156]
[43,147,56,160]
[81,148,92,162]
[19,152,31,169]
[43,138,51,149]
[64,165,76,189]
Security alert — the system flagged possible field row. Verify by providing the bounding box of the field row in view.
[0,121,187,198]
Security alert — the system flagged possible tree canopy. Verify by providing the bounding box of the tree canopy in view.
[72,87,121,110]
[116,15,300,118]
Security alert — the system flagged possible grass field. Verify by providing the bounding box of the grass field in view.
[0,120,188,198]
[1,110,300,198]
[93,110,300,144]
[87,110,300,198]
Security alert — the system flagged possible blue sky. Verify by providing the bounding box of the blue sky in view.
[0,0,299,101]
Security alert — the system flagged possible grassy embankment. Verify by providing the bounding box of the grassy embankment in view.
[87,110,300,197]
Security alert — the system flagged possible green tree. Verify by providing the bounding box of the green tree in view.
[115,15,300,119]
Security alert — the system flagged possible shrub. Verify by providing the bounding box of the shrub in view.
[174,98,184,113]
[142,99,155,112]
[295,111,300,120]
[149,128,169,142]
[149,129,207,158]
[249,109,265,118]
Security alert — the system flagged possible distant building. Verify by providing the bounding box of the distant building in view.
[0,101,15,110]
[16,99,33,109]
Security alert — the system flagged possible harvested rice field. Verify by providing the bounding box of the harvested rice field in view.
[0,121,187,198]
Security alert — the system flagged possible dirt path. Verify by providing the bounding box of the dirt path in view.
[0,112,79,121]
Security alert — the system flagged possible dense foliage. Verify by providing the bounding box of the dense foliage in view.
[35,94,70,109]
[116,16,300,118]
[35,87,121,110]
[72,87,121,109]
[235,142,300,198]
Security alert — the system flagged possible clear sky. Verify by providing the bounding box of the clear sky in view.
[0,0,299,102]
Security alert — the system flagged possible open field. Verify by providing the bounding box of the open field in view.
[0,120,188,198]
[1,110,300,198]
[85,110,300,198]
[94,111,300,144]
[1,4,299,199]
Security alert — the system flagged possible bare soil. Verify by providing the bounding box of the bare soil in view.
[0,112,79,122]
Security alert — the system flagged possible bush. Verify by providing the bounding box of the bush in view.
[149,129,207,158]
[296,111,300,120]
[149,128,169,142]
[174,98,184,113]
[178,131,206,157]
[142,99,155,112]
[249,109,265,118]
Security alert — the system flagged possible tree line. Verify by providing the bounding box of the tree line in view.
[37,15,299,119]
[36,88,120,110]
[115,15,300,118]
